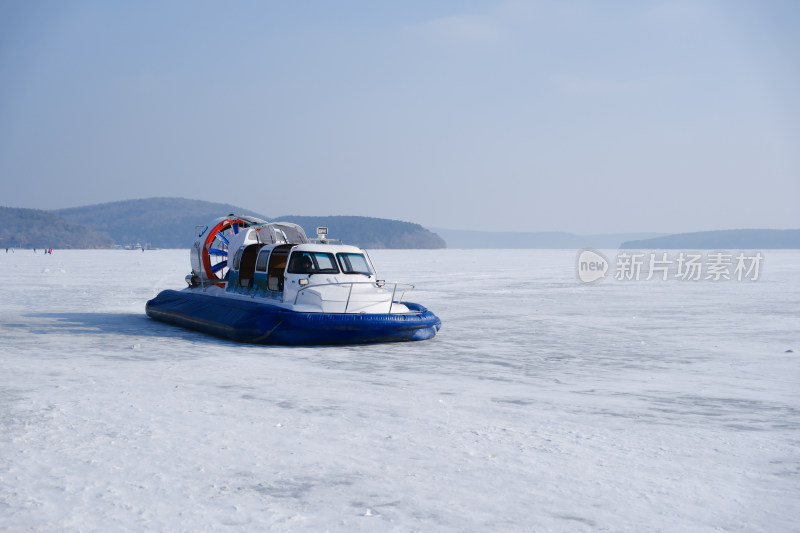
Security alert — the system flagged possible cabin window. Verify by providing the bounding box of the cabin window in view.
[255,249,271,272]
[232,248,244,271]
[337,253,372,275]
[287,251,339,274]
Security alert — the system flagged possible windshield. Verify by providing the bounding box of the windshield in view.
[337,253,372,275]
[287,251,339,274]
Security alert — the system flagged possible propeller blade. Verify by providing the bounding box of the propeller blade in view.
[210,260,228,273]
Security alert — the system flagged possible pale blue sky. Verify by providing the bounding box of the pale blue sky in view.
[1,0,798,233]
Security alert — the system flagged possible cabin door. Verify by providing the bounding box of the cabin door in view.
[266,245,290,293]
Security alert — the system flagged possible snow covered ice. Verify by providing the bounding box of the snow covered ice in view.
[1,249,798,532]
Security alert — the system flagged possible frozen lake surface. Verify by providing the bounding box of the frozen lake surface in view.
[1,249,798,532]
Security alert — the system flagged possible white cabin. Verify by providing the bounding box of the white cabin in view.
[189,220,411,314]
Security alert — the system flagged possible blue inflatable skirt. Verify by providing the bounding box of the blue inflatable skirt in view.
[146,290,441,345]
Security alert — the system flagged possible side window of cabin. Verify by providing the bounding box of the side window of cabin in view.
[233,248,244,271]
[288,252,314,274]
[255,249,270,272]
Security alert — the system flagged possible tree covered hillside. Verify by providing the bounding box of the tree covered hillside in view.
[621,229,800,249]
[274,215,446,249]
[0,207,115,249]
[1,198,446,249]
[57,198,269,249]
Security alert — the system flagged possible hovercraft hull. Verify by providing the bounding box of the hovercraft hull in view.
[146,290,441,345]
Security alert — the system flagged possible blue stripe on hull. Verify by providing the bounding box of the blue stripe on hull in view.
[145,290,441,345]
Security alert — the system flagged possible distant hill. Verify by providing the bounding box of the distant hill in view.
[0,207,115,249]
[57,198,270,249]
[2,197,446,249]
[620,229,800,249]
[432,228,667,249]
[276,215,445,249]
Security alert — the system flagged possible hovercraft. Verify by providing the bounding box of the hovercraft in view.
[145,215,441,345]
